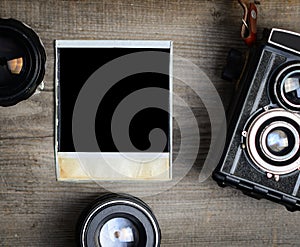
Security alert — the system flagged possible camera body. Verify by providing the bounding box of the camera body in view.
[213,28,300,211]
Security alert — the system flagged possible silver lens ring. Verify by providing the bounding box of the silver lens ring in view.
[260,121,299,162]
[245,108,300,175]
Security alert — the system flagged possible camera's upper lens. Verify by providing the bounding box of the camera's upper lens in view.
[272,62,300,111]
[99,217,139,247]
[282,74,300,106]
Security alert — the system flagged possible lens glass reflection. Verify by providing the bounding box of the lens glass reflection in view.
[0,28,28,96]
[283,74,300,106]
[99,217,139,247]
[267,129,289,153]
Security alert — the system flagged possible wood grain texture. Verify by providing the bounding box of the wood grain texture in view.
[1,0,300,246]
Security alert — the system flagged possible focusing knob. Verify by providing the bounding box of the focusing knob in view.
[222,48,245,82]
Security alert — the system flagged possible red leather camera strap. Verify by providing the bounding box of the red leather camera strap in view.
[238,0,260,46]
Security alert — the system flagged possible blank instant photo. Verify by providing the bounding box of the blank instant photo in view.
[55,40,172,181]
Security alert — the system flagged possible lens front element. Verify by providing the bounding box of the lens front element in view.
[267,129,289,153]
[99,217,139,247]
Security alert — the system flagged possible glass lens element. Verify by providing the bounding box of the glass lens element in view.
[99,217,139,247]
[7,57,23,74]
[0,31,27,88]
[267,129,289,153]
[283,74,300,106]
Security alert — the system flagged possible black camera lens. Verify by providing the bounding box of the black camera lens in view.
[0,18,46,106]
[77,194,161,247]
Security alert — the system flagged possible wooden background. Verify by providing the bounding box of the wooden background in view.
[1,0,300,246]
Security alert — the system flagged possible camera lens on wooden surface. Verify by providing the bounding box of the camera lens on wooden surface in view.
[0,18,46,106]
[77,194,161,247]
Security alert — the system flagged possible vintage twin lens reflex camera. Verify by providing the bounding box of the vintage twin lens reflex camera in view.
[213,28,300,211]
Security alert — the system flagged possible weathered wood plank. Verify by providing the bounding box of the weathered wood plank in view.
[0,0,300,246]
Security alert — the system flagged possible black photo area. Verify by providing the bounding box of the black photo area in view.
[58,47,170,152]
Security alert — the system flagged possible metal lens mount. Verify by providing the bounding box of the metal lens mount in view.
[78,194,161,247]
[243,108,300,175]
[273,62,300,112]
[0,18,46,106]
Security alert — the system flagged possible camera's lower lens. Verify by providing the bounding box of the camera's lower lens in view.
[99,217,139,247]
[77,194,160,247]
[260,122,298,163]
[243,108,300,175]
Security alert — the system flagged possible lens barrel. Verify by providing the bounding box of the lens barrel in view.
[0,18,46,106]
[243,108,300,175]
[77,194,161,247]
